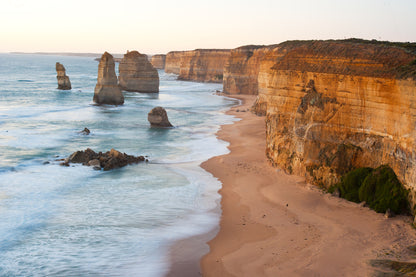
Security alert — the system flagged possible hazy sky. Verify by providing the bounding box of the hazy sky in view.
[1,0,415,54]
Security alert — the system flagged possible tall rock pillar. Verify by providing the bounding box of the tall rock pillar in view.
[93,52,124,105]
[56,62,71,90]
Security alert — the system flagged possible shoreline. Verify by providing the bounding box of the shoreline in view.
[198,95,416,276]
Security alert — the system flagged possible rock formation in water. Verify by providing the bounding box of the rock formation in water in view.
[242,40,416,204]
[165,49,231,83]
[150,54,166,69]
[61,148,145,170]
[56,62,71,90]
[118,51,159,93]
[148,107,173,127]
[93,52,124,105]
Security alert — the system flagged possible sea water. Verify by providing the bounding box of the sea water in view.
[0,53,238,276]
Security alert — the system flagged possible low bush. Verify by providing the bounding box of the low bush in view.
[333,165,409,214]
[359,165,409,214]
[338,167,373,203]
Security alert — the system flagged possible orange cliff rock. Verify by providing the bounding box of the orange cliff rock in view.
[165,49,230,83]
[165,51,184,75]
[150,54,166,69]
[248,40,416,204]
[118,51,159,93]
[223,45,272,95]
[93,52,124,105]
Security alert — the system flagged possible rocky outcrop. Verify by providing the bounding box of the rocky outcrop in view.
[223,45,271,95]
[165,51,185,74]
[150,54,166,69]
[148,107,173,127]
[250,40,416,204]
[56,62,71,90]
[93,52,124,105]
[165,49,231,83]
[61,148,145,170]
[118,51,159,93]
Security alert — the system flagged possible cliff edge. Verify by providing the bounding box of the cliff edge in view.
[248,40,416,205]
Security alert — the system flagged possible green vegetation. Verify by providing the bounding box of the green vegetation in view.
[215,74,223,80]
[331,165,409,214]
[338,167,373,203]
[370,259,416,275]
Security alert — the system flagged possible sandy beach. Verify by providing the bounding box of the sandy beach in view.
[196,95,416,276]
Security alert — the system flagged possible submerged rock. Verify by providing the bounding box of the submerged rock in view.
[61,148,145,170]
[56,62,71,90]
[148,107,173,127]
[79,127,90,135]
[93,52,124,105]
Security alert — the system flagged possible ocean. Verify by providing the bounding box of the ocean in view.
[0,53,238,276]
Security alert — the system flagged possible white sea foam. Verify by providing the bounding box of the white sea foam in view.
[0,53,238,276]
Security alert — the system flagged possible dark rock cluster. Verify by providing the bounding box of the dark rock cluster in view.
[61,148,145,170]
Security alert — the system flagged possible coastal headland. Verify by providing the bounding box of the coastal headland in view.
[160,39,416,276]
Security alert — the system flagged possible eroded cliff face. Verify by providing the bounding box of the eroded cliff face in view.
[254,40,416,203]
[165,49,230,83]
[150,54,166,69]
[118,51,159,93]
[223,45,272,95]
[93,52,124,105]
[165,51,184,75]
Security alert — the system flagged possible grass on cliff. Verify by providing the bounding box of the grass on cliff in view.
[331,165,410,214]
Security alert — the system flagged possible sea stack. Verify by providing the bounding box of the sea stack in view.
[93,52,124,105]
[56,62,71,90]
[118,51,159,93]
[148,107,173,127]
[150,54,166,69]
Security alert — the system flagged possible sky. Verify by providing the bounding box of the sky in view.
[1,0,415,54]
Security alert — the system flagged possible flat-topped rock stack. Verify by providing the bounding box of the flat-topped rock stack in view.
[118,51,159,93]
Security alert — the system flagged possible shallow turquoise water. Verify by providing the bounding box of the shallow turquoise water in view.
[0,54,238,276]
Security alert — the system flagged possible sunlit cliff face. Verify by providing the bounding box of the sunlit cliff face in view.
[251,41,416,204]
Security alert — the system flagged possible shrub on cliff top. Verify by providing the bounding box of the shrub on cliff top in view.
[333,165,409,214]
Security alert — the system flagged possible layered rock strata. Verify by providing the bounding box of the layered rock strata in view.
[56,62,71,90]
[148,106,173,127]
[250,40,416,203]
[150,54,166,69]
[165,49,231,83]
[165,51,184,74]
[223,45,271,94]
[93,52,124,105]
[118,51,159,93]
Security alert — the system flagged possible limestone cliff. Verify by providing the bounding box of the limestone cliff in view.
[93,52,124,105]
[150,54,166,69]
[251,40,416,203]
[56,62,71,90]
[165,49,231,83]
[118,51,159,93]
[223,45,271,95]
[165,51,184,75]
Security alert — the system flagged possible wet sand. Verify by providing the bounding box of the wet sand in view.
[199,95,416,276]
[167,94,416,277]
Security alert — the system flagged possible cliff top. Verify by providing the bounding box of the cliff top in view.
[267,39,416,80]
[124,51,147,59]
